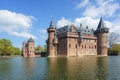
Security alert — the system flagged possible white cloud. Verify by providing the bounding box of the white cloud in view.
[0,10,36,39]
[57,17,100,29]
[57,17,72,28]
[57,16,120,34]
[83,0,120,18]
[109,17,120,33]
[39,29,47,34]
[74,17,99,29]
[72,0,120,33]
[76,0,89,9]
[39,29,47,40]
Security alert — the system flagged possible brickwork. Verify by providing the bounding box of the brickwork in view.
[97,33,108,56]
[22,37,35,57]
[47,28,56,57]
[47,18,109,57]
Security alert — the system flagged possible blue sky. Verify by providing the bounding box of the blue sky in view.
[0,0,120,48]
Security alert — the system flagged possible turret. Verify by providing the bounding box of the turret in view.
[22,41,28,57]
[27,37,35,57]
[22,41,26,48]
[47,20,57,56]
[95,17,109,56]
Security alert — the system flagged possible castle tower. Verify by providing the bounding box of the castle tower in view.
[95,18,109,56]
[47,21,57,57]
[27,37,35,57]
[22,41,28,57]
[53,28,58,56]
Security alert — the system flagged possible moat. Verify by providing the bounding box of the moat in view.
[0,56,120,80]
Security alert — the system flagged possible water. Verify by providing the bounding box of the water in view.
[0,56,120,80]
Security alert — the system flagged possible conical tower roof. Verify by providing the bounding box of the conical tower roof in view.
[95,17,109,34]
[22,41,26,45]
[49,20,55,28]
[96,17,106,30]
[28,37,34,42]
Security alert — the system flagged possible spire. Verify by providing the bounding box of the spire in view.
[49,20,55,28]
[28,37,34,42]
[97,17,106,30]
[22,41,26,45]
[95,17,109,34]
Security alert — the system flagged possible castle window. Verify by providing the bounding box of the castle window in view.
[82,45,84,49]
[95,45,96,49]
[69,44,71,48]
[75,44,77,48]
[85,45,86,49]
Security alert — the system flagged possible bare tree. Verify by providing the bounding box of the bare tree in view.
[108,32,120,50]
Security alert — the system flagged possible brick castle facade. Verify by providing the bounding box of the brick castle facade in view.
[22,17,109,57]
[22,37,35,57]
[46,18,109,57]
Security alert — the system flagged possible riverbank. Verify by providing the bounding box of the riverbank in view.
[0,55,22,58]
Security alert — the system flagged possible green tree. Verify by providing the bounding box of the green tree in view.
[35,45,44,52]
[111,44,120,53]
[43,45,47,52]
[13,47,21,55]
[0,39,13,55]
[0,38,21,56]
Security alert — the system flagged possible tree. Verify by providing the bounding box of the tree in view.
[35,45,44,52]
[108,32,120,50]
[0,38,21,56]
[43,45,47,52]
[35,44,47,52]
[12,47,21,55]
[0,39,13,55]
[111,44,120,53]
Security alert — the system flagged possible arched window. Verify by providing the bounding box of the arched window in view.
[95,45,96,49]
[69,44,71,48]
[85,45,86,49]
[82,45,84,49]
[75,44,77,48]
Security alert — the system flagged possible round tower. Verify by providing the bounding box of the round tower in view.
[95,18,109,56]
[53,29,58,56]
[47,21,56,57]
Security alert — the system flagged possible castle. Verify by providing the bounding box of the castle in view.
[22,37,35,57]
[22,17,109,57]
[46,18,109,57]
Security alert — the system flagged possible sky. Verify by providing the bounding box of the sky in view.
[0,0,120,48]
